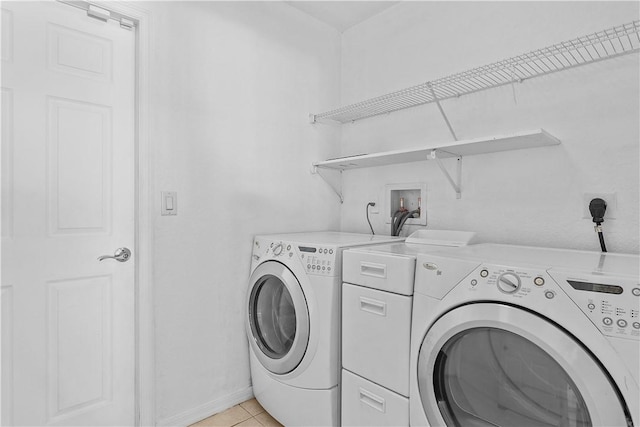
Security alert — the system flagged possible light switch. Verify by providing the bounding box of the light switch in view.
[161,191,177,216]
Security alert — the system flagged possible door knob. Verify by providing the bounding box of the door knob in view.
[98,247,131,262]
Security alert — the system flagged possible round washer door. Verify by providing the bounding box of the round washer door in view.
[418,303,629,427]
[247,261,310,375]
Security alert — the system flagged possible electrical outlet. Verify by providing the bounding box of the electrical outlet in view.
[369,198,379,214]
[583,193,617,220]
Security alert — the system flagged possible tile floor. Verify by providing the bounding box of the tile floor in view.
[190,398,283,427]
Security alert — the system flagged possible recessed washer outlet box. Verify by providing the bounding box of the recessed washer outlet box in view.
[385,183,427,226]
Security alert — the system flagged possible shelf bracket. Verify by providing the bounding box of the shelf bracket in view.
[311,166,343,203]
[428,83,458,141]
[430,150,462,199]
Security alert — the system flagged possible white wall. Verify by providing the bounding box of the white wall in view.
[145,2,342,424]
[338,1,640,254]
[146,1,638,424]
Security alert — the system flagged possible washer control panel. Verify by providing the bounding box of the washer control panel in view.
[253,238,339,276]
[297,245,337,276]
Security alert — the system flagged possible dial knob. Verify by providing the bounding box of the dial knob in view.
[273,242,284,256]
[497,272,521,294]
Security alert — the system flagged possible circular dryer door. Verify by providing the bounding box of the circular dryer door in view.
[417,303,629,427]
[247,261,310,375]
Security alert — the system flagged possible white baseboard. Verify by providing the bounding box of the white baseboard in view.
[156,386,254,427]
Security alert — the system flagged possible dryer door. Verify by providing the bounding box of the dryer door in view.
[417,303,629,427]
[247,261,310,375]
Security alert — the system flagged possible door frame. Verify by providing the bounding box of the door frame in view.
[56,1,155,425]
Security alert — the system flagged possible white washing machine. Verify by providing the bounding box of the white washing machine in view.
[409,244,639,427]
[246,232,403,426]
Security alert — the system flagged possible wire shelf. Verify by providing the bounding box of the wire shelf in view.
[311,20,640,124]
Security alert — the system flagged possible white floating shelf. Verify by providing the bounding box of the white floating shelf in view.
[313,129,561,171]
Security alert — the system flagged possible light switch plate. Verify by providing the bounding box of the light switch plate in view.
[161,191,177,216]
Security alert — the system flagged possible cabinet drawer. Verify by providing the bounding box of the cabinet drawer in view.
[342,283,412,396]
[343,250,415,295]
[341,369,409,427]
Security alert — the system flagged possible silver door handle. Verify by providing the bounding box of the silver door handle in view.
[98,247,131,262]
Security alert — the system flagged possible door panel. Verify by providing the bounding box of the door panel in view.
[48,97,112,234]
[1,2,135,425]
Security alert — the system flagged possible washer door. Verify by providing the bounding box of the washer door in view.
[418,303,629,427]
[247,261,310,375]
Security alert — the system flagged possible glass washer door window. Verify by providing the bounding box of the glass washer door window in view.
[252,274,296,358]
[418,303,629,427]
[247,261,310,375]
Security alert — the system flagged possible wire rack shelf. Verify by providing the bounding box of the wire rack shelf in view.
[311,20,640,124]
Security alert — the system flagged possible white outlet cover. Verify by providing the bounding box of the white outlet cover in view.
[368,197,379,214]
[582,192,616,220]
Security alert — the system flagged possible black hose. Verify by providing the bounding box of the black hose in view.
[391,209,404,236]
[396,209,420,236]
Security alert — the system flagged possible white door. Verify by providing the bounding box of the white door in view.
[1,1,136,425]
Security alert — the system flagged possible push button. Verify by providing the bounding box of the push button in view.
[617,319,628,328]
[480,269,489,278]
[603,317,613,326]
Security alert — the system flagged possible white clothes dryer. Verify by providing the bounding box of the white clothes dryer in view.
[409,244,639,427]
[246,232,402,426]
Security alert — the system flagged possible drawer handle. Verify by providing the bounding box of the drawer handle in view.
[359,296,386,316]
[360,261,387,278]
[359,387,386,413]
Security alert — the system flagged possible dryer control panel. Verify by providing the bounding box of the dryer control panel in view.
[549,269,640,341]
[459,264,639,341]
[465,265,548,300]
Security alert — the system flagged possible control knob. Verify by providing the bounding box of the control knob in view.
[273,242,284,256]
[497,272,521,294]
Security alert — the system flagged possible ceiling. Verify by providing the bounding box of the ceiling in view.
[285,1,401,32]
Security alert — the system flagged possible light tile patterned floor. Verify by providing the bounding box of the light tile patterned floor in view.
[190,398,283,427]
